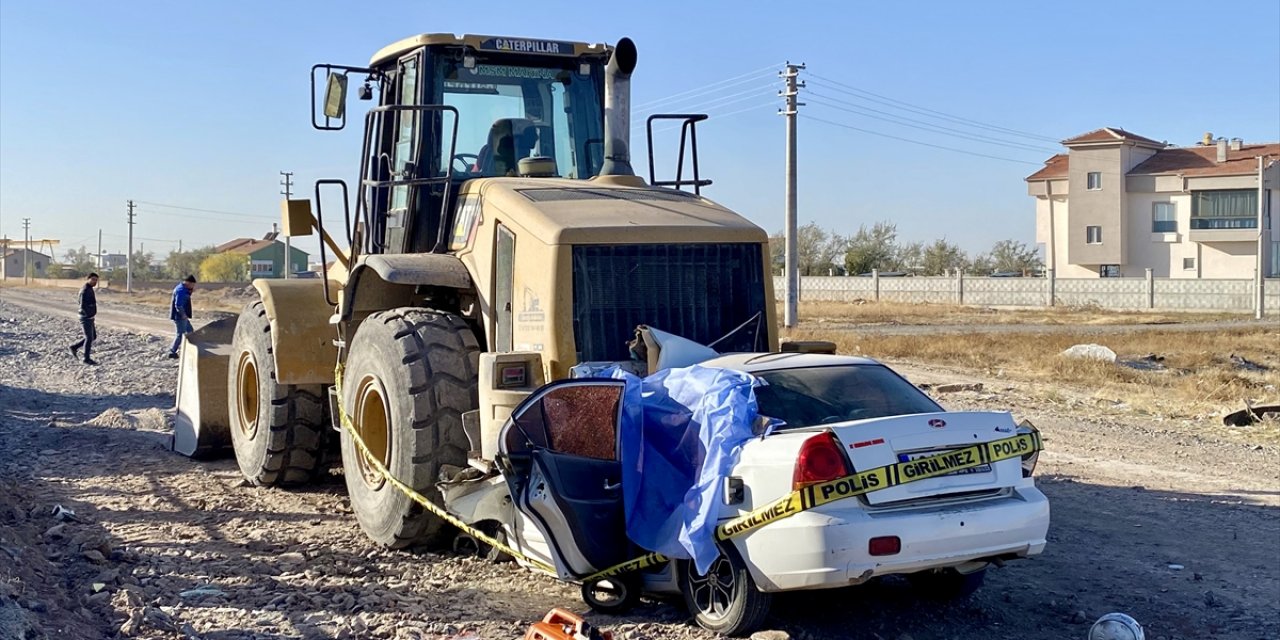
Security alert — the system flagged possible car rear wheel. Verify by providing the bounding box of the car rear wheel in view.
[907,566,986,600]
[679,545,771,636]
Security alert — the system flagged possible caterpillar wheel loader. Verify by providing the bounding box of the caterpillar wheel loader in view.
[174,32,777,549]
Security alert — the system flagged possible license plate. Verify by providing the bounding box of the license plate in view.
[897,449,992,476]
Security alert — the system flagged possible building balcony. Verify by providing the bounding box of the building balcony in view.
[1188,217,1259,242]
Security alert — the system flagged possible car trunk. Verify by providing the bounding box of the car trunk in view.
[826,411,1022,506]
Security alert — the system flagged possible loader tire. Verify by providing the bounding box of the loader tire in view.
[228,300,327,486]
[339,308,479,549]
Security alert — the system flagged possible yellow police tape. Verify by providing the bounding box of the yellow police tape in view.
[580,429,1042,582]
[333,363,1043,586]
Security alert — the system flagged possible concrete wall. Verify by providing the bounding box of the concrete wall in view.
[775,275,1280,313]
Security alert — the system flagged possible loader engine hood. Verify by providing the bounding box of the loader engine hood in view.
[466,178,767,245]
[461,178,773,365]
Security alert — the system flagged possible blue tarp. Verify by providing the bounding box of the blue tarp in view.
[610,365,759,574]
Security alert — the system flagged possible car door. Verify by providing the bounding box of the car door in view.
[499,379,630,578]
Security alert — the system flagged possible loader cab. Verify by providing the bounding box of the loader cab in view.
[315,35,611,257]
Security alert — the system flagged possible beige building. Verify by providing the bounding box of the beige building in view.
[1027,128,1280,278]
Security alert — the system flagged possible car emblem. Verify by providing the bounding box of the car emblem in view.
[928,418,946,429]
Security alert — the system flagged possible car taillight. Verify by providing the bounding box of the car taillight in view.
[792,431,852,490]
[1017,420,1040,478]
[868,536,901,556]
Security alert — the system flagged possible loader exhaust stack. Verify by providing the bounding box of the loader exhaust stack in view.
[600,38,638,177]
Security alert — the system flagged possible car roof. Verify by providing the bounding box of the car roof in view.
[701,352,884,374]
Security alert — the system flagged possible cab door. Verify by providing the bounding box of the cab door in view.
[498,380,630,578]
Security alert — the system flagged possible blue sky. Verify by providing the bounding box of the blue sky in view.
[2,0,1278,262]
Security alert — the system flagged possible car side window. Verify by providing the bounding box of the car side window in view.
[506,383,622,460]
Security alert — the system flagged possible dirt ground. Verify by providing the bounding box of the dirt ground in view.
[1,290,1278,640]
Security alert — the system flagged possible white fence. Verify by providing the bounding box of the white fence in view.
[776,272,1280,313]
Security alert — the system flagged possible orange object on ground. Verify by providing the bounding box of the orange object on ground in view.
[523,608,614,640]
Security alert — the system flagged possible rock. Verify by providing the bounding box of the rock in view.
[278,551,306,564]
[1168,564,1184,570]
[82,549,107,563]
[750,632,791,640]
[1070,610,1089,624]
[1061,344,1117,362]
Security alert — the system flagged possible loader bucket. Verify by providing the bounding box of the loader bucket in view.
[172,316,239,458]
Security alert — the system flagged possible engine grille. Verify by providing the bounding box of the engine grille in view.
[571,243,766,362]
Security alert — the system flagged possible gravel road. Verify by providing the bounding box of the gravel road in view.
[1,293,1277,640]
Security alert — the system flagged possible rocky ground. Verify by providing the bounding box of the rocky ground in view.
[1,293,1277,640]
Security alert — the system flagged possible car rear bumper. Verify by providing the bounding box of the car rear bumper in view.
[733,486,1050,592]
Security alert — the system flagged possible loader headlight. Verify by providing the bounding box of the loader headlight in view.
[1017,420,1040,478]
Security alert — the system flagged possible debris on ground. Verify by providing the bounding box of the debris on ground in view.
[932,382,985,393]
[1061,343,1117,362]
[1230,354,1269,372]
[1222,403,1280,427]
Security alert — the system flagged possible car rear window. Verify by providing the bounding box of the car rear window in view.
[753,365,942,430]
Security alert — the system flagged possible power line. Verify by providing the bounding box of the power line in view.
[806,72,1059,143]
[132,200,271,220]
[633,63,782,110]
[806,92,1059,154]
[632,90,776,134]
[644,101,777,136]
[634,81,776,117]
[801,114,1043,166]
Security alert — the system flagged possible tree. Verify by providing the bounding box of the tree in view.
[844,221,898,275]
[987,239,1043,274]
[770,223,848,276]
[167,246,215,280]
[199,252,248,282]
[967,253,995,275]
[891,240,924,273]
[797,222,847,275]
[61,246,97,277]
[919,239,968,275]
[132,250,154,280]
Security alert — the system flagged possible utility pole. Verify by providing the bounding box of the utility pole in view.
[780,62,805,329]
[1257,156,1267,320]
[22,218,31,284]
[97,229,103,270]
[126,200,136,292]
[280,171,294,279]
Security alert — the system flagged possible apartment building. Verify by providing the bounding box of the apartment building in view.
[1026,128,1280,278]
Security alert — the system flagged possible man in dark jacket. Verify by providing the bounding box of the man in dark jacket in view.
[168,275,196,359]
[69,272,100,365]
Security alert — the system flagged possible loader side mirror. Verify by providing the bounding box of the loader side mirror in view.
[324,72,347,120]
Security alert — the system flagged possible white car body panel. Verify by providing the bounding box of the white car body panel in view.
[715,396,1050,592]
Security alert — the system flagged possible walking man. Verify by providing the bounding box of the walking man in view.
[69,272,99,365]
[168,275,196,359]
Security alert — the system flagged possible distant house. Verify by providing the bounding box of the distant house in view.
[2,248,52,278]
[100,253,127,270]
[216,236,310,278]
[1027,128,1280,278]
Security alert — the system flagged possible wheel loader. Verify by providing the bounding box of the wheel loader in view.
[173,33,778,550]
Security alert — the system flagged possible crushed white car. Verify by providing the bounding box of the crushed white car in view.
[449,350,1050,636]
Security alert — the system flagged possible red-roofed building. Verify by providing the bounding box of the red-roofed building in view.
[1027,129,1280,278]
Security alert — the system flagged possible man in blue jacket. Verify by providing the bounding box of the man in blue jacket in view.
[69,272,100,365]
[168,275,196,359]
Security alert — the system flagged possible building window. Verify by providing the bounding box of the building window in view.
[1099,264,1120,277]
[251,260,273,274]
[1086,172,1102,190]
[1191,189,1257,229]
[1152,202,1177,233]
[1183,257,1195,270]
[1086,226,1102,244]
